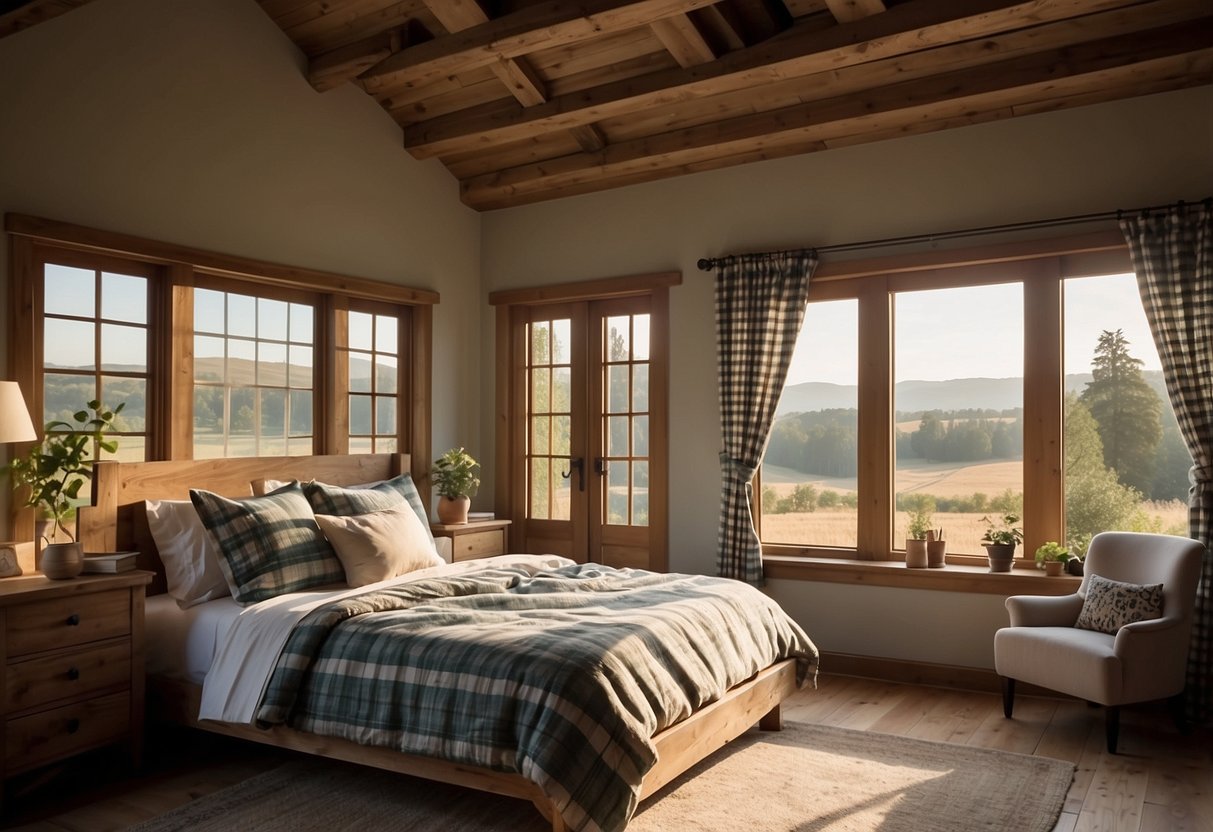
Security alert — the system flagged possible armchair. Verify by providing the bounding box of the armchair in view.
[993,531,1203,753]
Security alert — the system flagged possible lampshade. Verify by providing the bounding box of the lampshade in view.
[0,382,37,444]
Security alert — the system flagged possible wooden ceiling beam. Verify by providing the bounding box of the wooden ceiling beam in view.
[402,0,1149,159]
[0,0,96,40]
[822,0,887,25]
[308,29,403,92]
[358,0,723,95]
[422,0,549,106]
[459,20,1213,208]
[650,14,716,67]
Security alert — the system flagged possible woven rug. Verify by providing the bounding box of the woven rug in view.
[128,722,1073,832]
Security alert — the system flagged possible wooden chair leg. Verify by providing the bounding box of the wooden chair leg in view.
[1105,706,1120,754]
[1001,677,1015,718]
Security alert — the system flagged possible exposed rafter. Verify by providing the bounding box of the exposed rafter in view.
[0,0,95,40]
[823,0,887,24]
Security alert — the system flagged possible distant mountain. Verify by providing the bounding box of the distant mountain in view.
[776,371,1169,417]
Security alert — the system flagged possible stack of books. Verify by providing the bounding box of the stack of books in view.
[467,511,496,522]
[82,551,138,574]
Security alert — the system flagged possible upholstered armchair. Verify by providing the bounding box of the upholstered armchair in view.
[993,531,1204,753]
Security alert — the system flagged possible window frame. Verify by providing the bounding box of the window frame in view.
[7,213,436,540]
[757,230,1134,568]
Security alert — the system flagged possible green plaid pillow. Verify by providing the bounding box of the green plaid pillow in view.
[302,474,435,546]
[190,482,345,605]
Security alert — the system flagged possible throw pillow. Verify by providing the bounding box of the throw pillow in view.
[303,474,435,545]
[1075,573,1164,634]
[145,498,231,608]
[315,502,444,586]
[190,482,344,605]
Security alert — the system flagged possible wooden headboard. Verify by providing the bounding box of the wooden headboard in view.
[77,453,411,595]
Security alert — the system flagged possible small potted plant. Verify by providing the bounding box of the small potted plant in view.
[981,513,1023,573]
[432,447,480,525]
[1034,541,1071,576]
[905,507,932,568]
[7,400,124,579]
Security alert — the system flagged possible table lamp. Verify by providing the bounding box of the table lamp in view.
[1,381,37,577]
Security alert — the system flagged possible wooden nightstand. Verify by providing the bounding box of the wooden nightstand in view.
[430,519,512,562]
[0,571,152,804]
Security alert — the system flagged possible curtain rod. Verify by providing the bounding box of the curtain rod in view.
[695,197,1211,271]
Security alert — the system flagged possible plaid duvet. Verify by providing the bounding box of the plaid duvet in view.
[255,562,818,832]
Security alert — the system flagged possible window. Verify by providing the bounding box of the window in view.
[760,234,1158,564]
[347,307,400,454]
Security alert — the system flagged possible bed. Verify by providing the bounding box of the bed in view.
[76,453,816,832]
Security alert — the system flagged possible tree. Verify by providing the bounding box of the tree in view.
[1080,329,1162,494]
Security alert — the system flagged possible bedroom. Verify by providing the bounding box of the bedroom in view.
[0,0,1210,830]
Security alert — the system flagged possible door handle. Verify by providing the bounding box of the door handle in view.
[561,457,585,492]
[594,457,608,476]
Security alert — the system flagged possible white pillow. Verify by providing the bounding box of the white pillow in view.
[145,499,231,608]
[315,501,444,587]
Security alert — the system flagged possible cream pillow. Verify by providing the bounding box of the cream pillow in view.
[316,501,444,587]
[145,499,231,608]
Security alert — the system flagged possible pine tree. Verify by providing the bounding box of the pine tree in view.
[1079,329,1162,494]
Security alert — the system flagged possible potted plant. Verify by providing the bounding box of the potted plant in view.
[7,400,124,579]
[905,506,932,568]
[1034,541,1071,576]
[432,447,480,525]
[1065,534,1090,575]
[927,528,947,568]
[981,513,1023,573]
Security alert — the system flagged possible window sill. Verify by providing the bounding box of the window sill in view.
[763,556,1082,596]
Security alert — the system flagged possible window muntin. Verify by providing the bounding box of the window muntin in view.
[893,283,1024,555]
[526,317,573,521]
[193,287,315,458]
[348,309,400,454]
[1062,273,1191,553]
[762,299,859,548]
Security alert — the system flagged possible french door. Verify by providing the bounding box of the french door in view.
[496,279,672,571]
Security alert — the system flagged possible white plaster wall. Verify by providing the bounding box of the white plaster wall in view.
[480,87,1213,669]
[0,0,483,533]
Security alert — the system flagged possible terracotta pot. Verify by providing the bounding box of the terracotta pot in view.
[40,542,83,580]
[905,539,928,568]
[984,543,1016,573]
[927,540,947,568]
[1067,558,1085,576]
[436,495,471,525]
[1044,560,1064,576]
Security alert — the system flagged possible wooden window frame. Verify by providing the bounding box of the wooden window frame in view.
[6,214,436,539]
[757,230,1134,579]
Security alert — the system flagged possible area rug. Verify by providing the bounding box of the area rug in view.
[127,722,1073,832]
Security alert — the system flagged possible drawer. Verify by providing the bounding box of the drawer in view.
[7,641,131,711]
[5,692,130,774]
[452,529,505,561]
[6,591,130,657]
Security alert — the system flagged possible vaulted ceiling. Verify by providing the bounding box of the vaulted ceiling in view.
[6,1,1212,210]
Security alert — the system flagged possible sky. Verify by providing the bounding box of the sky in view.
[784,272,1161,386]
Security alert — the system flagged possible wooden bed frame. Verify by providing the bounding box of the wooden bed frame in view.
[76,453,799,832]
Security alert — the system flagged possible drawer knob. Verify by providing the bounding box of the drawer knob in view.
[66,667,80,681]
[67,718,80,734]
[66,614,80,626]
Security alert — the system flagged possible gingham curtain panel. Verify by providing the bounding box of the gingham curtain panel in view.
[714,251,817,583]
[1122,200,1213,724]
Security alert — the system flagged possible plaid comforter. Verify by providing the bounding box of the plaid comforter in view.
[255,562,818,832]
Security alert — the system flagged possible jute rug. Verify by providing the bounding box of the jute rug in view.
[128,722,1073,832]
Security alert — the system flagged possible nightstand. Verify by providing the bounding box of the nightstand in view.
[430,519,512,562]
[0,571,152,804]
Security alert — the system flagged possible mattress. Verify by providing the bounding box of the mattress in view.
[145,593,242,685]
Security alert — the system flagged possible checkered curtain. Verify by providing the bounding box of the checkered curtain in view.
[715,251,817,583]
[1121,201,1213,723]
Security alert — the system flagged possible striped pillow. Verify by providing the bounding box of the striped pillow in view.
[190,482,344,605]
[302,474,434,545]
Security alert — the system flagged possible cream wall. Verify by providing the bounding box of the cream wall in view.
[480,86,1213,669]
[0,0,482,533]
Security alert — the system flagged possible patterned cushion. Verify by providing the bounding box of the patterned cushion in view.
[1075,573,1164,634]
[190,482,344,605]
[302,474,434,545]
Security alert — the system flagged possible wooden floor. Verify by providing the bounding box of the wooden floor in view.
[2,674,1210,831]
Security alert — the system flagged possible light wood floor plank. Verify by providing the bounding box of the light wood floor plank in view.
[968,694,1058,754]
[1075,752,1151,832]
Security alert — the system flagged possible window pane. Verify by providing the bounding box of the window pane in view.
[608,415,628,456]
[195,289,225,334]
[633,415,649,457]
[376,356,398,395]
[350,352,372,393]
[607,316,630,361]
[762,299,859,549]
[101,376,146,431]
[1063,274,1190,555]
[531,368,551,413]
[607,365,629,413]
[194,386,223,436]
[44,264,94,318]
[552,415,570,456]
[195,336,225,381]
[101,272,147,324]
[633,314,650,361]
[894,284,1023,555]
[289,346,313,388]
[227,293,256,337]
[632,461,649,527]
[375,315,397,354]
[104,435,145,463]
[259,389,287,455]
[607,461,628,524]
[350,394,372,435]
[290,437,315,456]
[349,311,373,352]
[227,339,255,385]
[375,436,398,454]
[258,298,288,341]
[290,303,313,344]
[552,459,571,521]
[552,319,571,364]
[530,457,550,520]
[289,391,312,436]
[531,416,550,455]
[45,319,95,371]
[632,363,649,412]
[349,436,373,454]
[530,321,551,364]
[553,367,571,414]
[257,342,287,385]
[101,324,147,372]
[43,373,95,426]
[376,395,395,435]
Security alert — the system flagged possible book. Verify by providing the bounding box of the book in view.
[467,512,496,522]
[82,551,138,573]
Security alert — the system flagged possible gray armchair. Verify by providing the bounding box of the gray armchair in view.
[993,531,1204,753]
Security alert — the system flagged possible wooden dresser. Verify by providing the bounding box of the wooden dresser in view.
[430,519,512,562]
[0,571,151,802]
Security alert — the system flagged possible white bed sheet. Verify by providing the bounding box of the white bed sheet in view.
[145,593,243,686]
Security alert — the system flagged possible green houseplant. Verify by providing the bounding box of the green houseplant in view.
[432,447,480,525]
[905,506,933,568]
[7,400,124,579]
[1034,541,1071,576]
[981,513,1023,573]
